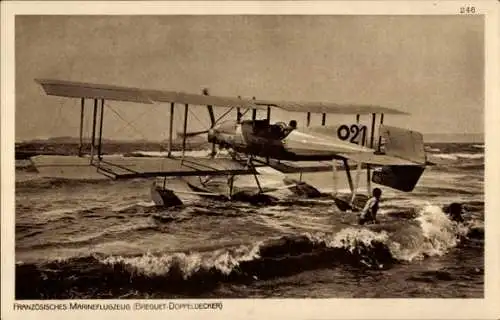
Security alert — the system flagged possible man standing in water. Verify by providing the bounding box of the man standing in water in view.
[358,188,382,225]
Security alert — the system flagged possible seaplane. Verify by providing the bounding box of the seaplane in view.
[30,78,429,210]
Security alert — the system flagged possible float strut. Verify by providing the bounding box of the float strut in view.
[247,157,263,193]
[343,159,354,194]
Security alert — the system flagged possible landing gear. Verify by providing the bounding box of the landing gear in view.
[332,159,367,212]
[229,152,265,195]
[226,155,277,205]
[246,156,263,193]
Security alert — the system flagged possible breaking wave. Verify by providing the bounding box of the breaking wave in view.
[16,204,480,299]
[432,153,484,161]
[425,146,441,152]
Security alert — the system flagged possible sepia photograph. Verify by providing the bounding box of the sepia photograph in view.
[2,1,500,319]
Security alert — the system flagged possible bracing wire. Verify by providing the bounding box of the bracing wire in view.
[240,108,250,119]
[215,107,234,124]
[49,100,65,135]
[50,99,83,141]
[107,102,157,138]
[105,102,152,141]
[188,107,205,128]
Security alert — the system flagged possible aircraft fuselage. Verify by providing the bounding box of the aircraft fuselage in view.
[207,120,372,161]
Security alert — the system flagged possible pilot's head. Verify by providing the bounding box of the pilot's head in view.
[373,188,382,199]
[289,120,297,129]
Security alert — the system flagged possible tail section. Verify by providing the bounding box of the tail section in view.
[372,125,427,192]
[297,123,429,192]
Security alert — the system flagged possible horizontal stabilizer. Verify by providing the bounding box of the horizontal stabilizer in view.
[338,152,421,166]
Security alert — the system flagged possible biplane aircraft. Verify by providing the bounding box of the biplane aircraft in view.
[31,78,429,209]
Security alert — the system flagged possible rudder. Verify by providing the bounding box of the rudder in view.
[379,125,426,164]
[373,125,427,192]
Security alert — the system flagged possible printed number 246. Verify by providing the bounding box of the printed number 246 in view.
[460,6,476,14]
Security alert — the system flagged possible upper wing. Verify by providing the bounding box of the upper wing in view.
[35,78,408,115]
[36,78,155,104]
[253,99,409,115]
[35,78,263,109]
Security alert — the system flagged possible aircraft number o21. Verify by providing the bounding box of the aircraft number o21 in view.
[337,124,367,145]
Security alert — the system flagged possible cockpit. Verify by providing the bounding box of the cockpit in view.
[247,119,297,140]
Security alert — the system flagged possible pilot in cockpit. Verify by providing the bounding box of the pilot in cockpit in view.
[268,120,297,139]
[253,119,297,139]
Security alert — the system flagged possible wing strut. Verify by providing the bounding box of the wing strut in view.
[90,99,98,164]
[236,95,242,123]
[251,96,257,120]
[367,113,377,195]
[236,108,242,123]
[377,113,385,153]
[97,99,104,160]
[168,102,174,157]
[181,104,189,162]
[78,98,85,157]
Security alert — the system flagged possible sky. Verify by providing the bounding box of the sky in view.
[15,15,484,141]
